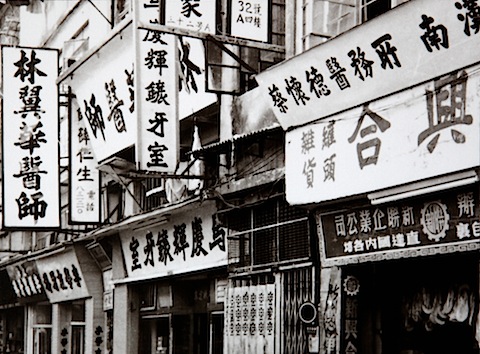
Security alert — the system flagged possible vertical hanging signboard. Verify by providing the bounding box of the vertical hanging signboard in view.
[159,0,219,119]
[135,0,179,172]
[230,0,270,42]
[2,46,60,229]
[69,97,101,224]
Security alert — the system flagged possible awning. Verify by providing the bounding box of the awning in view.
[83,196,202,240]
[189,124,282,156]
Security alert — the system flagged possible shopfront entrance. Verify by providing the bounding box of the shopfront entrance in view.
[139,313,216,354]
[136,274,226,354]
[341,253,478,354]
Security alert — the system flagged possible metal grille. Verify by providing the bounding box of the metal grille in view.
[225,197,310,268]
[279,221,310,261]
[283,267,314,354]
[253,228,276,265]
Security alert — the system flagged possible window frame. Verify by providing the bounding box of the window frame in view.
[225,197,311,269]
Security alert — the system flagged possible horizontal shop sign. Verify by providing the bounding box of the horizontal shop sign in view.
[119,200,227,280]
[35,247,90,303]
[285,64,480,204]
[317,186,480,266]
[256,0,480,129]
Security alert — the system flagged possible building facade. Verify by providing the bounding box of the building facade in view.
[255,0,480,353]
[0,0,478,354]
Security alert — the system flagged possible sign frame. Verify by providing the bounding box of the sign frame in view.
[68,94,102,225]
[1,45,61,230]
[316,186,480,267]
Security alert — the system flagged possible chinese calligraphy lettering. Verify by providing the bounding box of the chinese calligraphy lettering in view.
[268,84,288,113]
[371,34,401,70]
[326,57,350,90]
[84,94,106,140]
[455,1,480,36]
[301,128,317,188]
[285,76,310,105]
[181,0,202,18]
[179,37,201,93]
[418,70,472,153]
[14,49,46,84]
[419,14,449,52]
[105,79,127,133]
[348,105,391,169]
[348,47,374,81]
[127,212,226,273]
[306,66,331,98]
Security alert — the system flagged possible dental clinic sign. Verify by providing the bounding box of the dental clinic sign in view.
[2,46,60,229]
[256,0,480,130]
[120,201,227,280]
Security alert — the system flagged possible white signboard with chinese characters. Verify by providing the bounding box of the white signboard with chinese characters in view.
[136,1,217,120]
[119,200,227,280]
[256,0,480,129]
[35,247,89,303]
[230,0,270,42]
[286,65,480,205]
[69,98,101,224]
[67,26,136,163]
[163,0,216,34]
[135,0,179,172]
[2,46,60,229]
[178,36,217,119]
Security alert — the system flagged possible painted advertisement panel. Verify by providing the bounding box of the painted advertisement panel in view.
[6,260,48,303]
[135,1,179,172]
[163,0,216,34]
[225,284,276,354]
[230,0,270,42]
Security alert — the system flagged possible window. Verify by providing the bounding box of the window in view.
[32,304,52,354]
[224,197,310,268]
[62,22,89,70]
[304,0,410,50]
[70,302,86,354]
[139,282,156,310]
[71,326,84,354]
[103,182,123,223]
[114,0,132,25]
[33,328,51,354]
[211,313,224,354]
